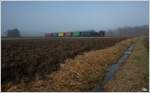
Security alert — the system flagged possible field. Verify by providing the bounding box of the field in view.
[2,37,126,91]
[2,37,148,92]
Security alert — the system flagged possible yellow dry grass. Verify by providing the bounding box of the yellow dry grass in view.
[103,37,149,92]
[49,39,133,92]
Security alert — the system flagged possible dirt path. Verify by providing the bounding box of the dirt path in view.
[93,44,134,92]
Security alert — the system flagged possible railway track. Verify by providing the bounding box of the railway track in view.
[2,37,113,40]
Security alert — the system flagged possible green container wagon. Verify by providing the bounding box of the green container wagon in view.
[72,32,80,37]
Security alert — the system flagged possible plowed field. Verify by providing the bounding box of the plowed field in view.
[2,38,125,91]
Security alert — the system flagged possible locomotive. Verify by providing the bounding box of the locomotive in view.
[45,30,105,37]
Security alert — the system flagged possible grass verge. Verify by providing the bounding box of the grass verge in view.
[103,37,149,92]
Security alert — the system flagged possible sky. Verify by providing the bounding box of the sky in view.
[1,1,149,36]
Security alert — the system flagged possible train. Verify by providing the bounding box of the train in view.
[45,30,105,37]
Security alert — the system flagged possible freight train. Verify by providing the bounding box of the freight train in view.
[45,30,105,37]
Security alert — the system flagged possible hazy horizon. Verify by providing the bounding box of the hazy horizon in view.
[1,1,149,36]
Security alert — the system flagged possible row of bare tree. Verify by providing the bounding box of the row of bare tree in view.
[105,25,149,37]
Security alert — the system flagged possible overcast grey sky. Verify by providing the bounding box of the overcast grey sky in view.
[1,1,149,36]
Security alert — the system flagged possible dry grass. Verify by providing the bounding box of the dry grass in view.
[48,39,133,92]
[5,39,134,92]
[103,37,149,92]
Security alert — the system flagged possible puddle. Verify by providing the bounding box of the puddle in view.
[93,44,134,92]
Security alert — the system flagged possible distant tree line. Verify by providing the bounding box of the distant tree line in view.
[108,25,149,37]
[6,28,21,37]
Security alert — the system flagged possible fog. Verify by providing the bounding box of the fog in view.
[1,1,149,36]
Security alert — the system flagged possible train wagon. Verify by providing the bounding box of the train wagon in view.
[52,33,58,37]
[80,31,91,37]
[58,32,64,37]
[72,32,80,37]
[80,30,99,37]
[64,32,71,37]
[45,33,52,37]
